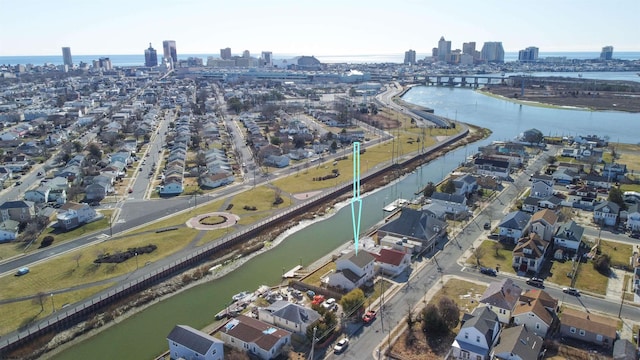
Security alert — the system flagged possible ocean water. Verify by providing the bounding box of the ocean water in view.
[1,52,639,66]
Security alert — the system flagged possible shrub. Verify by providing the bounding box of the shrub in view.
[593,254,611,275]
[40,236,54,248]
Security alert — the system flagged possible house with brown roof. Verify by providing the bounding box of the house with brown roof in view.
[369,247,411,277]
[559,307,618,348]
[478,279,522,324]
[219,315,291,360]
[529,209,558,242]
[512,233,549,274]
[512,289,558,337]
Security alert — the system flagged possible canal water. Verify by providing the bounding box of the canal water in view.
[53,83,640,360]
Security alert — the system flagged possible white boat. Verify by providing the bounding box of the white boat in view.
[232,291,248,302]
[383,198,408,212]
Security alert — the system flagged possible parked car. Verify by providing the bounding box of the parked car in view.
[334,338,349,354]
[629,232,640,239]
[563,287,580,296]
[322,297,337,310]
[15,267,29,276]
[362,310,377,324]
[480,267,497,276]
[526,277,544,287]
[483,222,491,230]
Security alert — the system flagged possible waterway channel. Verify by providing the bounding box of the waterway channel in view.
[53,82,640,360]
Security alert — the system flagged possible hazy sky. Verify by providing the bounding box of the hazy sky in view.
[1,0,638,56]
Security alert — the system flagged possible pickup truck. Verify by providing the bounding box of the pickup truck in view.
[362,310,377,324]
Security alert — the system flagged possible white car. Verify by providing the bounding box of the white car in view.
[334,338,349,353]
[322,297,336,310]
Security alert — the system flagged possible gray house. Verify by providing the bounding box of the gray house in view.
[498,211,531,244]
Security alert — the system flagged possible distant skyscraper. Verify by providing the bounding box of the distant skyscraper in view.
[437,36,451,62]
[481,42,505,63]
[600,46,613,60]
[261,51,272,67]
[404,49,416,65]
[98,57,112,70]
[62,47,73,67]
[242,50,251,58]
[518,46,539,62]
[462,42,476,55]
[220,47,232,60]
[162,40,177,64]
[144,43,158,67]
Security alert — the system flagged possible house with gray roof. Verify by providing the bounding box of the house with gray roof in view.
[450,307,501,360]
[593,201,620,227]
[530,174,555,199]
[377,208,447,254]
[478,278,523,324]
[258,300,320,335]
[490,324,543,360]
[0,200,35,223]
[498,211,531,244]
[429,192,468,217]
[553,220,585,252]
[324,250,376,291]
[0,219,19,243]
[167,324,223,360]
[453,173,477,196]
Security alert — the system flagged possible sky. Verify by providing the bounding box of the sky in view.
[1,0,639,57]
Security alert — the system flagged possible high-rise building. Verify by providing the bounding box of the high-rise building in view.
[518,46,539,62]
[404,49,416,65]
[600,46,613,60]
[144,43,158,67]
[98,57,112,70]
[220,47,232,60]
[261,51,272,67]
[62,47,73,67]
[437,36,451,62]
[162,40,177,64]
[242,50,251,58]
[481,42,505,63]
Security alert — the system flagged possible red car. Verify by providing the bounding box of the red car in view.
[311,295,325,306]
[362,310,377,324]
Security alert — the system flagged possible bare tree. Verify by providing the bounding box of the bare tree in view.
[492,242,504,257]
[73,252,83,268]
[473,247,485,267]
[33,292,47,313]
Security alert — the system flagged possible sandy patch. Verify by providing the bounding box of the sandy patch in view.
[293,190,323,200]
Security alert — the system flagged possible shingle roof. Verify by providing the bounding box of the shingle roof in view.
[531,209,558,226]
[222,315,290,352]
[513,296,554,326]
[346,250,376,269]
[462,307,499,346]
[264,301,320,326]
[499,211,531,230]
[492,325,543,360]
[430,192,467,204]
[378,208,447,242]
[513,233,546,259]
[479,279,522,311]
[167,324,220,355]
[519,289,558,311]
[561,307,617,339]
[370,248,407,266]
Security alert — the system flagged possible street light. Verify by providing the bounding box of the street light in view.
[50,293,55,313]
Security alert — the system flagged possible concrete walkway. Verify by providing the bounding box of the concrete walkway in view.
[605,268,626,301]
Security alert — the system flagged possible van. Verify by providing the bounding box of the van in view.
[15,267,29,276]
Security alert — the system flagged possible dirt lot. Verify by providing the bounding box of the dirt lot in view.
[482,78,640,112]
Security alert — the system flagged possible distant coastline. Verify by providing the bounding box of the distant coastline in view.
[1,52,640,66]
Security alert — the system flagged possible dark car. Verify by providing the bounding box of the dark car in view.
[480,267,497,276]
[526,277,544,287]
[630,232,640,239]
[483,222,491,230]
[563,287,580,296]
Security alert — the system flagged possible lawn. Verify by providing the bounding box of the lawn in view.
[302,261,336,287]
[365,278,393,309]
[429,278,488,314]
[226,186,288,216]
[621,183,640,193]
[466,240,516,275]
[548,260,574,287]
[0,283,114,337]
[599,240,632,268]
[38,210,114,243]
[0,227,199,301]
[133,198,226,233]
[549,258,608,294]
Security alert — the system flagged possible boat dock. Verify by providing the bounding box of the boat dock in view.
[282,265,303,278]
[383,198,408,212]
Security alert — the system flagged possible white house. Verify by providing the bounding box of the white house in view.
[324,250,376,291]
[554,221,585,252]
[529,209,558,242]
[593,201,620,227]
[370,247,412,277]
[56,202,98,230]
[626,204,640,231]
[530,174,554,199]
[167,324,224,360]
[512,233,549,274]
[498,211,531,244]
[258,300,320,335]
[24,185,51,204]
[219,315,291,360]
[453,173,477,197]
[451,307,501,360]
[512,289,558,337]
[0,219,19,243]
[429,192,469,217]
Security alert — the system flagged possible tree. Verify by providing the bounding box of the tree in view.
[473,246,485,267]
[331,140,338,152]
[421,303,445,334]
[270,137,282,146]
[422,182,436,198]
[72,252,83,268]
[438,297,460,329]
[340,288,365,315]
[546,155,557,164]
[492,242,504,257]
[441,179,456,194]
[33,292,47,313]
[608,187,626,210]
[593,253,611,275]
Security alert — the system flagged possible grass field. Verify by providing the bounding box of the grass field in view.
[599,240,633,268]
[430,278,488,314]
[302,262,336,287]
[549,258,608,294]
[466,240,516,275]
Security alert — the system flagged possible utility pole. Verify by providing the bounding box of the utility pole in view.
[308,327,317,360]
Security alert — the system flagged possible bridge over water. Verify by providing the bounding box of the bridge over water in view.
[415,74,507,88]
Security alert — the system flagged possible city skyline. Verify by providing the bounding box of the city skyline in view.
[1,0,639,57]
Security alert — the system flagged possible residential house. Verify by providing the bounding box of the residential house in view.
[552,167,579,185]
[420,202,448,220]
[264,155,290,168]
[429,192,469,217]
[55,164,82,183]
[376,208,447,254]
[199,172,234,189]
[593,201,620,227]
[626,203,640,231]
[490,325,544,360]
[0,219,19,242]
[474,158,510,179]
[603,163,627,182]
[529,209,558,242]
[498,211,531,244]
[0,200,35,222]
[584,174,613,190]
[258,300,320,335]
[512,233,549,274]
[530,174,554,199]
[85,182,110,201]
[560,307,618,348]
[24,185,50,204]
[553,221,585,252]
[56,202,98,230]
[537,195,563,210]
[512,289,558,337]
[478,278,523,324]
[450,307,501,360]
[521,197,541,214]
[160,177,184,195]
[219,315,291,360]
[453,173,478,197]
[324,250,376,291]
[370,247,412,277]
[378,234,423,255]
[167,324,224,360]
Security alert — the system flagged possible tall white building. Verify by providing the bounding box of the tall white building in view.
[437,36,451,62]
[62,47,73,67]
